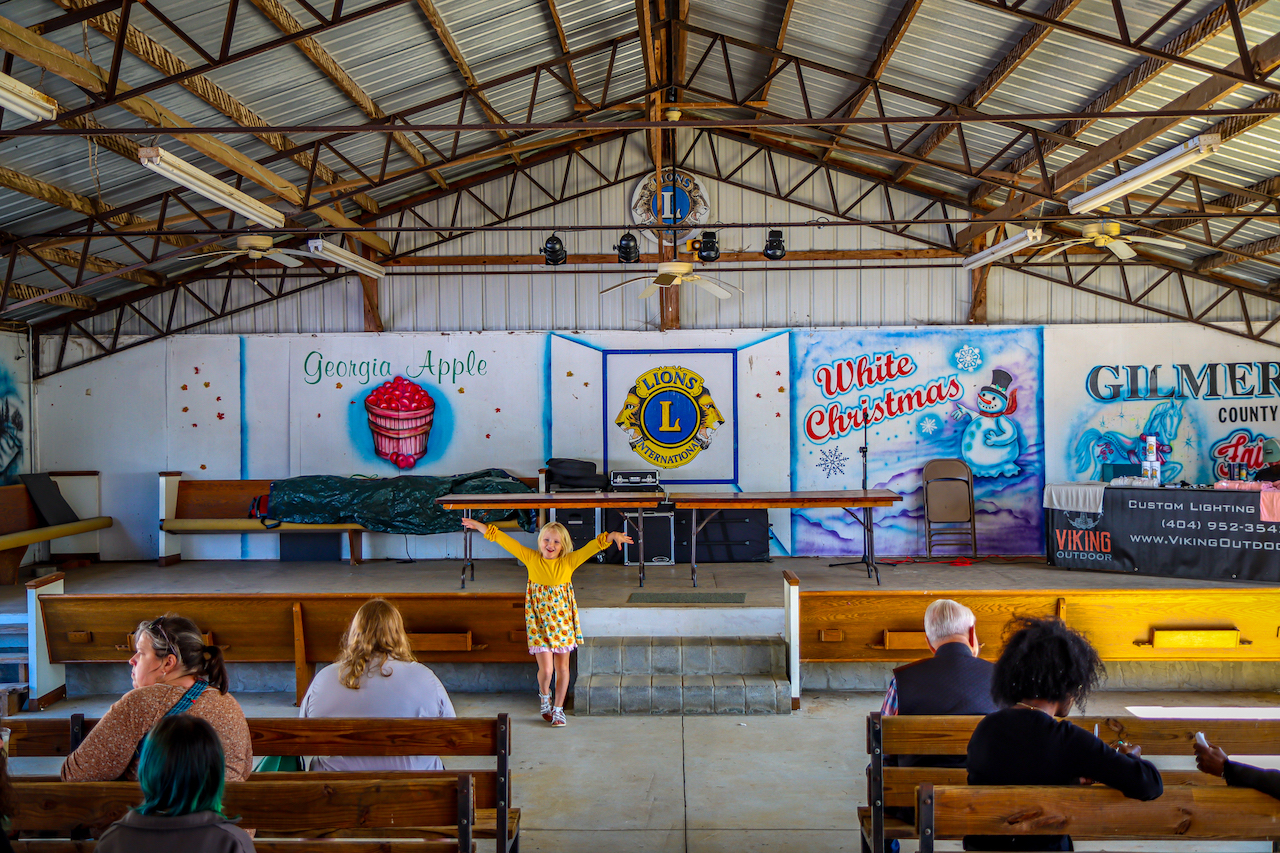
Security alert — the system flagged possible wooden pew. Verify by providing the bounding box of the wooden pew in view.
[793,586,1280,665]
[10,714,518,853]
[862,712,1280,853]
[159,473,538,572]
[916,783,1280,852]
[34,588,531,704]
[10,777,476,850]
[0,482,111,584]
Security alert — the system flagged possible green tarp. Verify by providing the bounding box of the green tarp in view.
[268,469,537,535]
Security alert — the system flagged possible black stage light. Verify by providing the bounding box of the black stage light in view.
[615,232,640,263]
[695,231,720,263]
[763,229,786,261]
[541,234,567,265]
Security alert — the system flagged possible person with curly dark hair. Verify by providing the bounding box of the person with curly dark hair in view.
[965,617,1162,851]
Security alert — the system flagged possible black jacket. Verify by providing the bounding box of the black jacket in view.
[892,641,997,767]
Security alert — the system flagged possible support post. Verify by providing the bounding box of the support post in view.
[26,572,66,711]
[782,569,800,710]
[158,472,183,566]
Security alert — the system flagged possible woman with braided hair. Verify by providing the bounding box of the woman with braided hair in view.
[62,613,253,782]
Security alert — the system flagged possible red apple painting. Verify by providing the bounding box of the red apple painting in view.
[365,376,435,469]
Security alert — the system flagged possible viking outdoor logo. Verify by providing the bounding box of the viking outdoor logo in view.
[615,366,724,469]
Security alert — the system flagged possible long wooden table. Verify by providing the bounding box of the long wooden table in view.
[668,490,903,585]
[435,492,665,586]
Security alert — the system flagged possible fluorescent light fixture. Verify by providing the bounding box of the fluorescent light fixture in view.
[1068,134,1221,215]
[962,227,1045,271]
[307,238,386,279]
[0,72,57,122]
[138,147,285,229]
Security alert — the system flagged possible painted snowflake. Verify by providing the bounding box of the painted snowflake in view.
[918,415,940,437]
[953,344,982,372]
[817,446,849,479]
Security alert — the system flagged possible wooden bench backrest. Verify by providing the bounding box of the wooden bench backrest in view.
[11,777,473,836]
[919,784,1280,843]
[174,480,274,520]
[875,713,1280,755]
[15,841,469,853]
[802,589,1280,663]
[39,593,529,664]
[0,484,39,536]
[11,715,509,759]
[173,476,539,521]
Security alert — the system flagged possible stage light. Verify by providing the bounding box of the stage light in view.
[615,233,640,263]
[139,147,285,229]
[541,234,566,265]
[695,231,720,263]
[763,230,786,261]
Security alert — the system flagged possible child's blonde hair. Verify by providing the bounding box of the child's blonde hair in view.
[539,521,574,552]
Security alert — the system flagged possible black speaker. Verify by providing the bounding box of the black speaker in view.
[549,507,605,562]
[621,510,675,565]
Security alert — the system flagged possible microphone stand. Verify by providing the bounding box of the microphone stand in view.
[829,419,879,584]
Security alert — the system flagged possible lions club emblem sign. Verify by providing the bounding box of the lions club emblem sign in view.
[615,366,724,468]
[630,169,710,244]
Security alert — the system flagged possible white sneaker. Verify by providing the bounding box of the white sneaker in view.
[539,693,553,722]
[551,707,567,727]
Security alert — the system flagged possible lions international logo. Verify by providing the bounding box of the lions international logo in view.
[615,366,724,469]
[630,169,710,245]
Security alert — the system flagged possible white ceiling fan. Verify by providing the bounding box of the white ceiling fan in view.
[201,234,309,269]
[1039,222,1185,261]
[600,261,743,300]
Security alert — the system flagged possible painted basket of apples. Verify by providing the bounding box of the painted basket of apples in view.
[365,377,435,469]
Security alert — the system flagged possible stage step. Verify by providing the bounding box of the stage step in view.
[574,636,790,715]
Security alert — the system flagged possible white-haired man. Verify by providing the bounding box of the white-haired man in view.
[880,599,996,748]
[872,600,997,853]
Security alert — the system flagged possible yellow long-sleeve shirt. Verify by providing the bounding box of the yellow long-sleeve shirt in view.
[482,525,608,586]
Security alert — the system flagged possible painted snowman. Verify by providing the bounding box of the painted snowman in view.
[949,368,1023,477]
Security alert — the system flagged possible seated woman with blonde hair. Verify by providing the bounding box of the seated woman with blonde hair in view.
[300,598,455,771]
[62,614,253,782]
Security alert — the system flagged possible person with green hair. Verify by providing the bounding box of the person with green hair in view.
[95,715,254,853]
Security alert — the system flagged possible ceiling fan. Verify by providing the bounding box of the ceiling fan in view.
[201,234,309,269]
[600,261,743,300]
[1039,222,1185,261]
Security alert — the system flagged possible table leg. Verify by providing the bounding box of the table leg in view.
[638,511,646,588]
[461,509,472,590]
[865,504,880,586]
[689,509,722,588]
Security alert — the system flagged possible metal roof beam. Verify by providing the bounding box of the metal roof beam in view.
[0,13,391,255]
[955,28,1280,248]
[951,0,1280,97]
[243,0,440,192]
[894,0,1083,182]
[973,0,1271,204]
[413,0,524,165]
[47,0,382,215]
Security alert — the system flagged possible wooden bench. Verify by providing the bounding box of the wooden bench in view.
[11,714,518,853]
[9,777,477,852]
[159,473,538,579]
[33,586,532,705]
[0,479,111,584]
[862,712,1280,853]
[917,783,1280,852]
[781,578,1280,709]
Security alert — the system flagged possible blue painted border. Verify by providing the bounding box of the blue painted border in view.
[601,348,739,485]
[542,335,553,463]
[238,336,248,559]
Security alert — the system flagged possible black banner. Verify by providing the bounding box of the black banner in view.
[1048,487,1280,582]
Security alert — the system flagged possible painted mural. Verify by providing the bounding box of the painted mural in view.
[792,328,1045,557]
[0,337,26,487]
[1046,325,1280,486]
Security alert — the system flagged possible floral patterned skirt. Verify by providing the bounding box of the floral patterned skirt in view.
[525,580,582,654]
